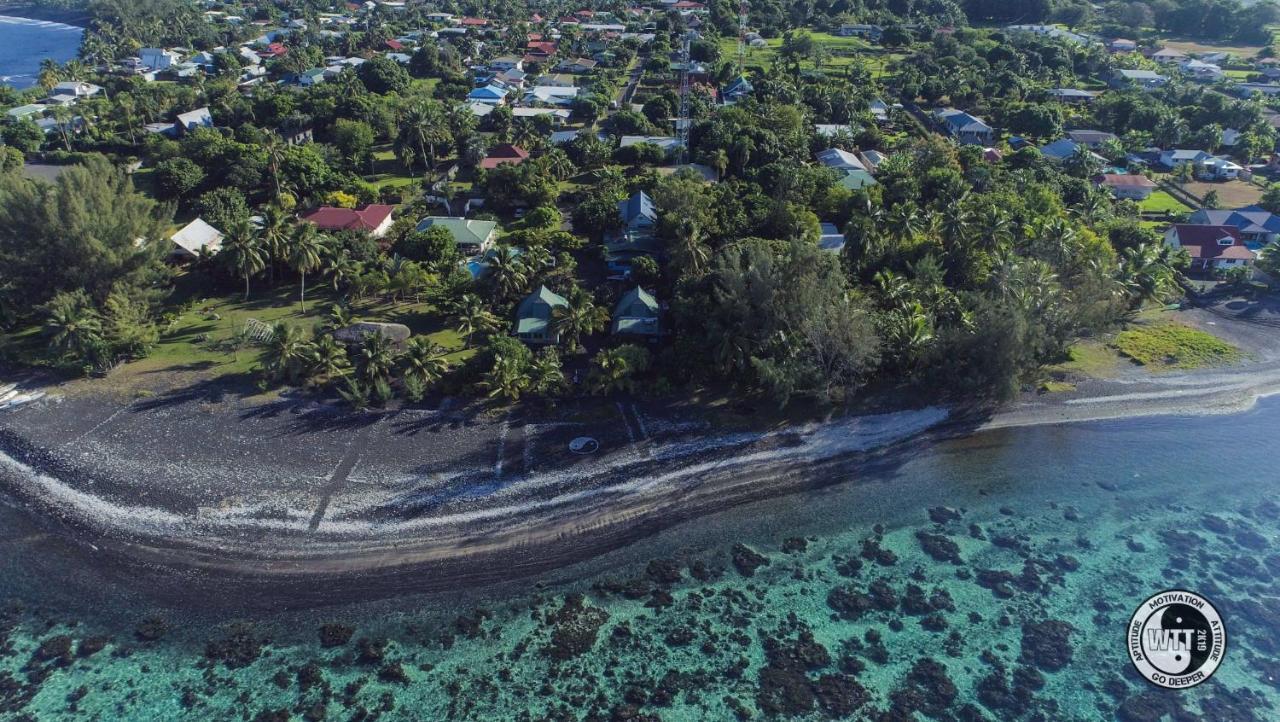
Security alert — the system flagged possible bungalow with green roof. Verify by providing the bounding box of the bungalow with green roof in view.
[612,287,661,336]
[416,217,498,255]
[515,286,568,344]
[837,170,877,190]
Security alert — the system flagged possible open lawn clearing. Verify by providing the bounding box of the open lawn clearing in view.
[1182,179,1263,207]
[1139,190,1192,214]
[1046,339,1125,379]
[1158,37,1264,57]
[69,279,472,393]
[1111,322,1243,369]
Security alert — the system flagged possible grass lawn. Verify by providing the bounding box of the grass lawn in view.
[1051,340,1124,378]
[1111,323,1242,370]
[75,277,473,394]
[1159,37,1264,57]
[714,33,904,78]
[1182,179,1262,207]
[1139,190,1192,214]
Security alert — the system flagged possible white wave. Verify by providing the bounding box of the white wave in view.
[0,14,84,32]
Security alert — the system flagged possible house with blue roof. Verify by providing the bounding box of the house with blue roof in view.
[618,191,657,232]
[933,108,993,144]
[467,84,509,105]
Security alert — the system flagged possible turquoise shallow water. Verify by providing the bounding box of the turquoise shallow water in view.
[2,401,1280,720]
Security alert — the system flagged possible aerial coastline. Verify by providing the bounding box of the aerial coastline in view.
[3,323,1279,604]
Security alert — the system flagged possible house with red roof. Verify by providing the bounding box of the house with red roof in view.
[479,144,530,170]
[460,16,488,26]
[300,204,396,238]
[1164,224,1256,272]
[1093,173,1156,200]
[526,41,558,58]
[258,42,287,59]
[385,39,404,51]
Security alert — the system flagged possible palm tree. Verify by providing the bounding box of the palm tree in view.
[541,148,576,180]
[887,203,922,243]
[356,332,396,385]
[308,335,350,385]
[399,337,450,387]
[1119,243,1177,305]
[487,245,529,299]
[551,287,609,353]
[221,220,267,301]
[327,252,361,294]
[395,98,449,178]
[289,224,327,312]
[261,131,287,201]
[588,347,638,395]
[456,294,500,348]
[261,323,311,384]
[670,218,710,279]
[258,205,291,285]
[530,347,565,396]
[481,353,532,402]
[44,296,102,363]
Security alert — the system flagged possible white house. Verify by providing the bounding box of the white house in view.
[1179,59,1224,82]
[1164,224,1255,271]
[140,48,181,71]
[50,81,103,99]
[1110,69,1167,90]
[169,218,224,260]
[523,86,580,106]
[815,148,867,172]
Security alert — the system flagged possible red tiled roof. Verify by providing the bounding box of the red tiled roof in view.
[301,205,394,232]
[479,144,530,169]
[1171,224,1254,260]
[1095,173,1156,188]
[385,39,404,51]
[526,41,557,55]
[460,16,488,25]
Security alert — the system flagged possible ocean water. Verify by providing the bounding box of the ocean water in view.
[2,400,1279,720]
[0,15,82,89]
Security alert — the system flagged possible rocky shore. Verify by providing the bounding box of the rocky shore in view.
[1,346,1279,606]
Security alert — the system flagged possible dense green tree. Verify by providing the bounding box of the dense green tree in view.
[0,155,169,311]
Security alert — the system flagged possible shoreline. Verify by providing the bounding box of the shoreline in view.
[2,360,1280,605]
[0,6,89,27]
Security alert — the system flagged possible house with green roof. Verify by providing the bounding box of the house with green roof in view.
[515,285,568,344]
[416,217,498,255]
[612,287,660,337]
[837,169,878,190]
